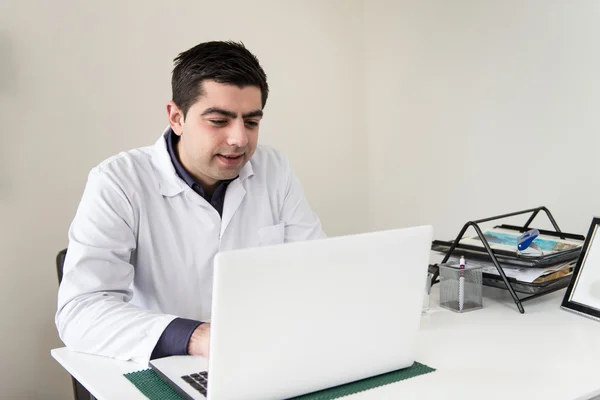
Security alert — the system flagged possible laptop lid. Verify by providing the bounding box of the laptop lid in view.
[206,225,433,400]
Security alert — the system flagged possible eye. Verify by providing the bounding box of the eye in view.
[209,120,227,127]
[245,120,259,128]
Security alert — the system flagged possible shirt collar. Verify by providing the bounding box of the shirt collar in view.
[166,128,206,193]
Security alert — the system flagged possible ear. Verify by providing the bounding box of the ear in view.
[166,101,185,136]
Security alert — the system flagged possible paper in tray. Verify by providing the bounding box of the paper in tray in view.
[431,224,584,268]
[482,273,572,295]
[428,263,573,295]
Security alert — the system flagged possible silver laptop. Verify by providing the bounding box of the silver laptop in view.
[150,225,433,400]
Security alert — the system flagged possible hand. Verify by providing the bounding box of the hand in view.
[188,323,211,358]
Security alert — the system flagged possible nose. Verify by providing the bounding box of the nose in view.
[225,120,249,148]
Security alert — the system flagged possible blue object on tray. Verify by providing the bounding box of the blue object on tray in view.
[517,229,543,256]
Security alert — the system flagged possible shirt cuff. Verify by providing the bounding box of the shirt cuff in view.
[150,317,202,360]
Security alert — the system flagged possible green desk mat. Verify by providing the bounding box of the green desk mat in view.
[124,361,435,400]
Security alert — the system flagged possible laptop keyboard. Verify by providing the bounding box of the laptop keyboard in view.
[181,371,208,397]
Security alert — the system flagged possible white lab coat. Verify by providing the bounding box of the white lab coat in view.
[55,128,325,365]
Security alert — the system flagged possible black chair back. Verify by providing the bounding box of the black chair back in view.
[56,248,67,284]
[55,248,95,400]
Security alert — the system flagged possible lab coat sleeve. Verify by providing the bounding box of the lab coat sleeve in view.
[281,157,327,242]
[55,167,177,365]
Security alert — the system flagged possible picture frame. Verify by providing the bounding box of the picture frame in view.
[561,217,600,321]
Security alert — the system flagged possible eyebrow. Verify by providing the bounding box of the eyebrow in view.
[201,107,264,119]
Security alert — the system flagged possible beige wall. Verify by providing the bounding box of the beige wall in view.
[0,1,366,398]
[365,0,600,239]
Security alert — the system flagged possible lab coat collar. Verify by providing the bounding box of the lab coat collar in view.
[151,127,254,197]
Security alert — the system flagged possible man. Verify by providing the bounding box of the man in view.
[55,41,325,364]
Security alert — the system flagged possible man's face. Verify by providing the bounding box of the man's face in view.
[168,80,263,190]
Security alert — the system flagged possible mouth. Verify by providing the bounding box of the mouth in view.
[216,153,244,165]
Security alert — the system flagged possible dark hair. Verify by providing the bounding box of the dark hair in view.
[172,41,269,118]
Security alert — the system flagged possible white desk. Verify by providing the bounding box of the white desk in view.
[52,254,600,400]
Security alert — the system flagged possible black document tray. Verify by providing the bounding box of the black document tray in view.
[429,207,586,313]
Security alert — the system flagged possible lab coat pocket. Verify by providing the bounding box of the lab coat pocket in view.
[258,222,285,246]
